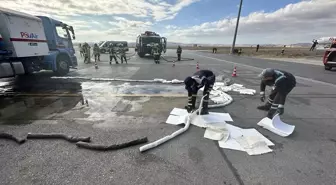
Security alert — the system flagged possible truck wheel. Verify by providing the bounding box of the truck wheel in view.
[56,55,70,76]
[101,49,106,54]
[324,65,332,70]
[138,52,145,57]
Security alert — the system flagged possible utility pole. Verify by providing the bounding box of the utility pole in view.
[230,0,243,54]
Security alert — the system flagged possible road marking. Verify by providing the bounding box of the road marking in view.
[0,93,189,97]
[194,53,336,88]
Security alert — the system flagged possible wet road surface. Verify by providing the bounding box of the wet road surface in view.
[1,49,336,185]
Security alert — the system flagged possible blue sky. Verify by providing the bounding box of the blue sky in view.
[164,0,301,27]
[3,0,336,44]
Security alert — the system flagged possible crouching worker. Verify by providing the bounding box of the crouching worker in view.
[257,68,296,119]
[184,70,216,115]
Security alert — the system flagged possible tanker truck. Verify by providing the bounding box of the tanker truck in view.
[0,7,77,78]
[135,31,167,58]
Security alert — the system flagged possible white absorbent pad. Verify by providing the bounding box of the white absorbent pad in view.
[166,108,233,128]
[257,114,295,137]
[204,127,230,141]
[218,125,274,155]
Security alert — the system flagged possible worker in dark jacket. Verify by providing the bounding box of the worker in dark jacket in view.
[108,43,119,64]
[118,45,127,64]
[257,68,296,119]
[177,45,182,61]
[184,70,216,115]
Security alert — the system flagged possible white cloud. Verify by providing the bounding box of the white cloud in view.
[1,0,200,42]
[164,0,336,44]
[2,0,199,21]
[2,0,335,44]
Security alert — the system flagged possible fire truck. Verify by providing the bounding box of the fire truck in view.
[135,31,167,58]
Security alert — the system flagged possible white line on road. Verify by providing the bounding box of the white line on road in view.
[194,53,336,88]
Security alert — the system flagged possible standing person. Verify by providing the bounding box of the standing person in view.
[93,43,100,63]
[330,40,336,49]
[119,45,127,64]
[108,43,119,64]
[184,70,216,115]
[83,42,91,64]
[256,44,260,52]
[151,43,160,64]
[177,45,182,61]
[257,68,296,119]
[79,43,84,58]
[310,40,319,51]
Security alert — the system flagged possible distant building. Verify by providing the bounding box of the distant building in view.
[193,44,197,47]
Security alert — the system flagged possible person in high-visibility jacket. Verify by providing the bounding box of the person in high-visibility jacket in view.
[184,70,216,115]
[151,43,160,64]
[108,43,119,64]
[93,43,100,62]
[257,68,296,119]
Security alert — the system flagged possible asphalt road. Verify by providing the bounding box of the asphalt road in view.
[0,49,336,185]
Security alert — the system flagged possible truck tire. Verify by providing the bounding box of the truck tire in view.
[324,65,332,70]
[55,55,70,76]
[138,52,145,58]
[100,49,106,54]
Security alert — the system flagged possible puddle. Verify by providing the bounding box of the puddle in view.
[81,82,185,96]
[0,77,186,125]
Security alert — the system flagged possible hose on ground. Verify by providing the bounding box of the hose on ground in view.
[76,137,148,151]
[27,133,91,143]
[0,132,26,144]
[139,95,206,152]
[160,55,194,62]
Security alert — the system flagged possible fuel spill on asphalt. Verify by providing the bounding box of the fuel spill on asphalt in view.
[0,74,186,127]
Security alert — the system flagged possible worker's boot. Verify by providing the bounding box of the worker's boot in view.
[198,96,209,115]
[185,96,196,112]
[257,102,272,111]
[199,100,209,115]
[267,108,277,119]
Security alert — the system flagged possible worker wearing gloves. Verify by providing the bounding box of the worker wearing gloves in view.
[184,70,216,115]
[177,45,182,61]
[152,43,160,64]
[93,43,100,62]
[108,43,119,64]
[257,68,296,119]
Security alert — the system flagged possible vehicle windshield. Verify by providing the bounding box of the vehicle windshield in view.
[2,1,336,185]
[98,41,104,46]
[142,37,161,44]
[55,26,69,39]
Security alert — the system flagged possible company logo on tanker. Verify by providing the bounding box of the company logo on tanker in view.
[20,32,38,39]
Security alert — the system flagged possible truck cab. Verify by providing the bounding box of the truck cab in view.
[37,16,77,75]
[135,31,167,58]
[0,7,77,78]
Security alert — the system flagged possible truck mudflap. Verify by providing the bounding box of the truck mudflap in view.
[0,62,25,78]
[70,55,78,68]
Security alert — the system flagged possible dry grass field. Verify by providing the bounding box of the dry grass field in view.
[181,46,325,60]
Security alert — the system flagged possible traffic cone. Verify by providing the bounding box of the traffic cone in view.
[196,62,199,70]
[172,60,175,67]
[232,66,237,77]
[95,62,98,69]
